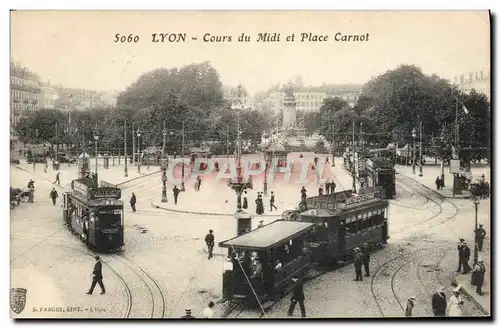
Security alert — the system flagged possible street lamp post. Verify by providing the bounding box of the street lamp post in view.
[180,121,185,192]
[263,132,268,196]
[473,198,480,265]
[352,121,357,193]
[412,128,417,174]
[124,121,128,177]
[332,121,335,167]
[419,120,423,177]
[161,124,168,203]
[93,129,99,179]
[136,129,141,174]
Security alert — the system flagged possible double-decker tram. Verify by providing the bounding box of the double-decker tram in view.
[62,178,124,251]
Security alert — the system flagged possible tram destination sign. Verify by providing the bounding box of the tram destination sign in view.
[306,190,354,210]
[345,193,376,206]
[90,187,121,200]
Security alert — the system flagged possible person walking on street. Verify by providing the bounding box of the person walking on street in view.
[44,158,48,173]
[49,188,58,205]
[457,240,471,274]
[405,296,416,317]
[447,286,464,317]
[173,185,180,205]
[196,176,202,191]
[86,256,105,295]
[242,191,248,209]
[353,247,364,281]
[181,308,195,319]
[325,180,330,194]
[361,243,371,277]
[331,180,336,194]
[54,172,60,186]
[202,301,215,318]
[130,193,137,212]
[431,286,447,317]
[287,277,306,318]
[205,229,215,260]
[300,186,307,203]
[435,176,441,190]
[318,185,324,196]
[270,191,278,211]
[472,258,486,295]
[474,224,487,251]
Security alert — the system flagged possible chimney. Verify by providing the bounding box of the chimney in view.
[480,71,484,80]
[469,72,473,82]
[460,74,464,84]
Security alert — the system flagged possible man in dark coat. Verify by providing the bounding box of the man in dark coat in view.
[287,277,306,318]
[86,256,105,295]
[300,186,307,203]
[49,188,58,205]
[130,192,137,212]
[361,243,371,277]
[242,191,248,209]
[181,308,196,319]
[270,191,277,211]
[474,224,487,252]
[472,259,486,295]
[457,240,471,274]
[431,287,447,316]
[54,172,61,186]
[325,180,330,194]
[318,185,324,196]
[205,229,215,260]
[353,247,364,281]
[331,181,336,194]
[173,186,180,205]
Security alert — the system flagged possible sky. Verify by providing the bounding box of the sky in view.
[10,10,490,94]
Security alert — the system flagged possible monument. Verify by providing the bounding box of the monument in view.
[282,81,297,130]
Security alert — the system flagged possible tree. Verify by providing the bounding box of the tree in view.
[15,109,66,144]
[303,111,320,136]
[318,97,349,138]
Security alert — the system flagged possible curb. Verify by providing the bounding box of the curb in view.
[150,201,282,218]
[451,275,490,316]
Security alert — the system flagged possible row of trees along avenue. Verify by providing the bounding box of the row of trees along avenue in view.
[304,65,490,164]
[15,62,272,155]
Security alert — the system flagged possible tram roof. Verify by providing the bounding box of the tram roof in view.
[68,191,123,206]
[300,199,388,219]
[218,220,314,251]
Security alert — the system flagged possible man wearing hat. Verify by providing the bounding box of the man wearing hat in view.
[472,258,486,295]
[86,256,105,295]
[474,224,487,252]
[181,308,195,319]
[288,277,306,318]
[405,296,416,317]
[457,239,471,274]
[204,229,215,260]
[353,247,364,281]
[431,286,447,316]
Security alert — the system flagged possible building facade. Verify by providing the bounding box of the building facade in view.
[57,88,106,110]
[223,85,252,109]
[10,62,41,127]
[39,82,58,109]
[453,71,490,101]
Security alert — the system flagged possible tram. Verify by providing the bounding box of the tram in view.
[363,158,396,199]
[62,178,124,251]
[219,189,390,306]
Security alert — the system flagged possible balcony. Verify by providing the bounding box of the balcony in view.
[10,83,41,93]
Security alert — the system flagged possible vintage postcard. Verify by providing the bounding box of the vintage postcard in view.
[9,10,491,319]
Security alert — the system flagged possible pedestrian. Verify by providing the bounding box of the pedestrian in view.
[435,176,441,190]
[181,308,195,319]
[457,240,471,274]
[242,191,248,209]
[86,256,105,295]
[196,176,202,191]
[325,179,330,194]
[440,174,445,188]
[361,243,370,277]
[447,286,464,317]
[173,185,180,205]
[202,301,215,318]
[287,277,306,318]
[325,156,329,165]
[331,180,336,194]
[300,186,307,203]
[353,247,364,281]
[431,286,447,317]
[270,191,277,211]
[44,158,48,173]
[130,192,137,212]
[405,296,416,317]
[32,161,36,171]
[205,229,215,260]
[474,224,486,251]
[27,179,35,189]
[472,258,486,295]
[214,161,219,172]
[49,188,58,205]
[318,185,324,196]
[255,194,264,215]
[257,220,264,229]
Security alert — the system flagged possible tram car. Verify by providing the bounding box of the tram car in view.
[219,220,315,307]
[219,190,390,307]
[363,158,396,199]
[62,178,124,251]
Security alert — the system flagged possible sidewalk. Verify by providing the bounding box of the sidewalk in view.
[13,159,160,190]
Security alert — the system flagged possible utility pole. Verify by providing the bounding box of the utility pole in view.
[226,123,229,161]
[419,120,423,177]
[181,120,185,191]
[162,120,167,155]
[132,122,136,165]
[161,120,168,202]
[55,122,59,163]
[332,121,335,166]
[124,120,128,177]
[352,121,357,193]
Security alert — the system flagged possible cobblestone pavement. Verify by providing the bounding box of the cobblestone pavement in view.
[10,158,490,318]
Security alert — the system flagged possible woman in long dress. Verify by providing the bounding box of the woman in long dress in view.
[447,286,464,317]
